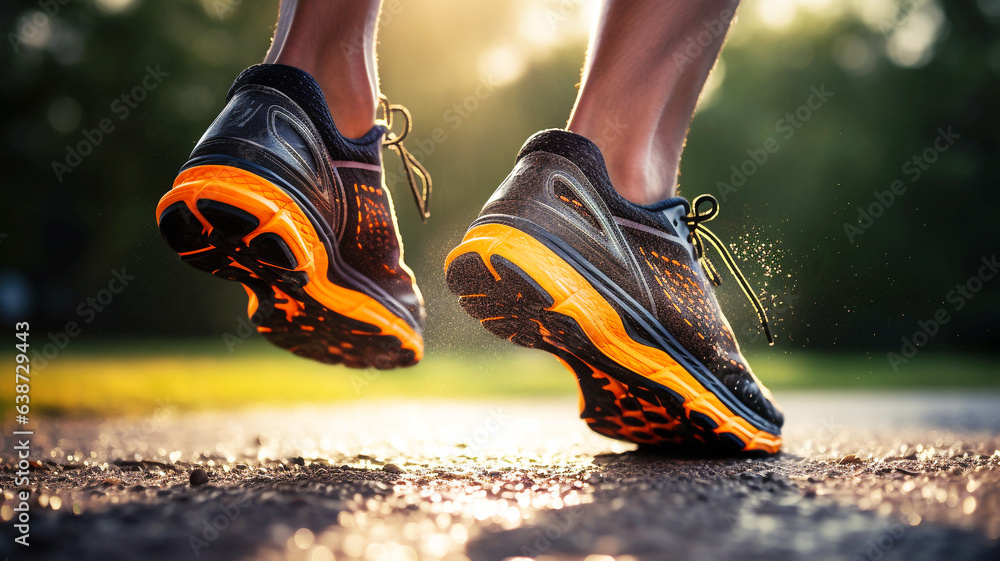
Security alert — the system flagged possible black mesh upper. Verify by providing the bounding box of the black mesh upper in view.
[229,64,385,166]
[208,63,424,328]
[502,129,782,427]
[517,129,691,235]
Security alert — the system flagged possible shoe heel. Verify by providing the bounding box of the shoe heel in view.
[446,222,782,453]
[156,164,312,278]
[156,163,424,366]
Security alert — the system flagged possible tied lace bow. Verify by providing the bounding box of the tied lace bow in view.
[378,94,432,222]
[682,194,774,345]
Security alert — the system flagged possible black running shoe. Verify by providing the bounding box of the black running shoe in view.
[156,64,430,368]
[445,130,783,453]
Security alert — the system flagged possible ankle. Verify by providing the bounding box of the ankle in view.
[264,0,382,139]
[318,79,379,139]
[273,45,378,139]
[606,159,678,205]
[568,118,677,204]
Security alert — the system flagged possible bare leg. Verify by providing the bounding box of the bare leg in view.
[263,0,383,138]
[567,0,738,204]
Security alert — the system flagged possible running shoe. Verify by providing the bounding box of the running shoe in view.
[445,130,783,453]
[156,64,430,368]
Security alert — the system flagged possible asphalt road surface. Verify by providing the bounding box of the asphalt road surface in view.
[2,392,999,561]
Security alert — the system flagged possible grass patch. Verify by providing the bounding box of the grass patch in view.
[2,340,996,417]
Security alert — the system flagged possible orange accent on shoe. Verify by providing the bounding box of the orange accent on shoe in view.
[272,286,305,323]
[157,165,423,361]
[242,284,258,317]
[445,223,779,454]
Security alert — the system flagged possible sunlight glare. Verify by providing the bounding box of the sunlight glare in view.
[696,58,726,112]
[518,4,562,47]
[833,34,876,75]
[797,0,836,13]
[756,0,798,30]
[851,0,901,29]
[93,0,137,14]
[477,45,528,87]
[886,3,944,68]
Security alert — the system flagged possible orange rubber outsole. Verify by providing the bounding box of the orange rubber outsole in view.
[446,223,780,454]
[156,164,423,363]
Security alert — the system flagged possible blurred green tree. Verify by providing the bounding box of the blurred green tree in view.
[0,0,995,355]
